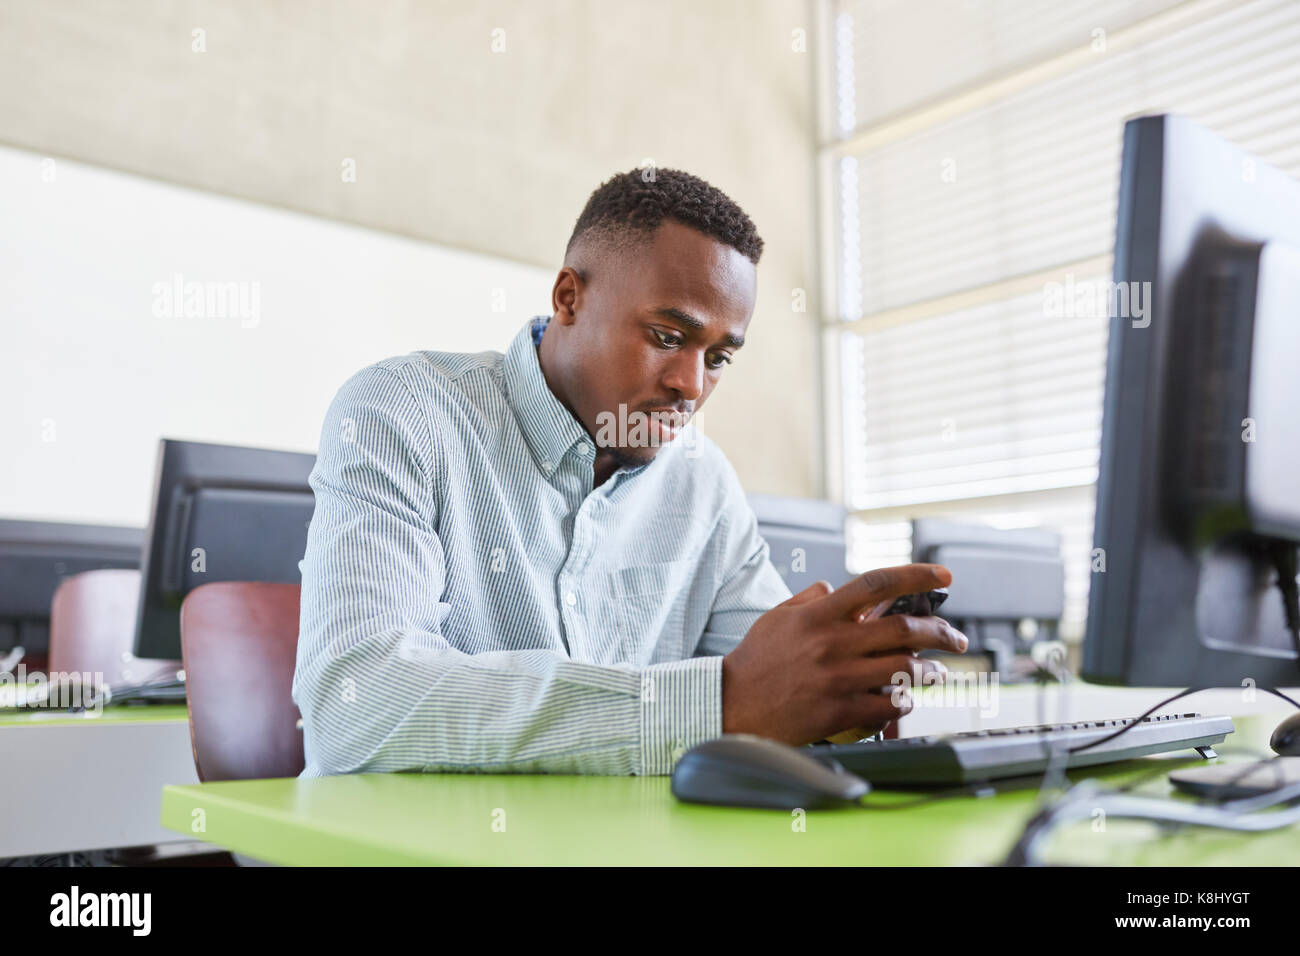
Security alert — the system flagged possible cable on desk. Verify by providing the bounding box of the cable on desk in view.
[1001,775,1300,866]
[1003,684,1300,864]
[71,668,187,712]
[1066,685,1300,756]
[1031,650,1076,798]
[1021,684,1300,801]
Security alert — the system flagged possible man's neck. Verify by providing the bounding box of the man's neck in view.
[537,322,614,488]
[536,321,579,427]
[592,452,617,488]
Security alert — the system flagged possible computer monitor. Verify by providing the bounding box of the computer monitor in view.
[0,519,143,668]
[748,494,850,591]
[1084,113,1300,686]
[133,439,316,660]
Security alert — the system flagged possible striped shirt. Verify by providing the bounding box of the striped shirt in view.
[293,314,792,777]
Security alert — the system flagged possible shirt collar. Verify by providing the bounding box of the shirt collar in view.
[504,315,595,478]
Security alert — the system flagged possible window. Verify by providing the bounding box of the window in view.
[821,0,1300,639]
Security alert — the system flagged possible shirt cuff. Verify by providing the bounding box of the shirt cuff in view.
[638,654,724,775]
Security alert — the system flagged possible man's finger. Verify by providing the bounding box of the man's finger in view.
[844,686,914,728]
[809,564,951,624]
[854,595,902,623]
[779,580,831,608]
[846,654,949,691]
[824,616,969,657]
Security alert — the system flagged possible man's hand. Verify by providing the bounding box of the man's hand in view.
[721,564,968,746]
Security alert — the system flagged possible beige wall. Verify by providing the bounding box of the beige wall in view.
[0,0,823,498]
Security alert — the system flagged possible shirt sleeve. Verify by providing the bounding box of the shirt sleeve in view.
[292,364,720,777]
[694,473,794,660]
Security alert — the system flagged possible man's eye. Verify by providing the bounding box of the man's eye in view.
[652,329,731,369]
[706,353,733,370]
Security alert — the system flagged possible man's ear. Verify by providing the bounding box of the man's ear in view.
[551,266,583,322]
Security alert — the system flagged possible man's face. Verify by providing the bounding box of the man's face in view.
[545,219,757,471]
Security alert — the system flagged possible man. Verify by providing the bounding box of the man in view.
[293,168,967,777]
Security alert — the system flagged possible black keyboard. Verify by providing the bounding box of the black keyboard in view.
[807,713,1235,785]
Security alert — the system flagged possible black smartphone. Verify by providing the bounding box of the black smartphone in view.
[882,586,949,617]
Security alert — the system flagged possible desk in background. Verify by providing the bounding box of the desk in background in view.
[2,703,199,858]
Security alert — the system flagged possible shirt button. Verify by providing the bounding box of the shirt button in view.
[565,590,577,607]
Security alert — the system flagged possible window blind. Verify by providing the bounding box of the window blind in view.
[824,0,1300,639]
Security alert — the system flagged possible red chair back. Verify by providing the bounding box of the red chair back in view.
[49,569,179,684]
[179,581,304,781]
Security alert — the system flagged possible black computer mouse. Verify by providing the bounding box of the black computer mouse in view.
[671,734,870,810]
[1269,712,1300,756]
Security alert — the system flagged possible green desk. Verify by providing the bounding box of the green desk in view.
[3,703,199,857]
[0,702,189,729]
[160,714,1300,866]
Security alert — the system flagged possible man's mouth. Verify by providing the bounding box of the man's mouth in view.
[644,407,691,441]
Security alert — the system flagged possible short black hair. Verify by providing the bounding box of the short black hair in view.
[564,167,763,266]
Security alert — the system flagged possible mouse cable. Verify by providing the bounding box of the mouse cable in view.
[857,749,1285,818]
[1016,683,1300,849]
[860,686,1299,823]
[1008,685,1300,865]
[1065,684,1300,756]
[1025,745,1283,842]
[1026,683,1300,805]
[1001,774,1300,866]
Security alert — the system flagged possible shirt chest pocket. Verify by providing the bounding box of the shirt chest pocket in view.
[610,558,694,657]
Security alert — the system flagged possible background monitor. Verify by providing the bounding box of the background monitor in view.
[749,494,850,592]
[1084,113,1300,687]
[912,518,1064,675]
[0,519,143,669]
[133,439,316,660]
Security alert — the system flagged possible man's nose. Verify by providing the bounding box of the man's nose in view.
[662,349,705,402]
